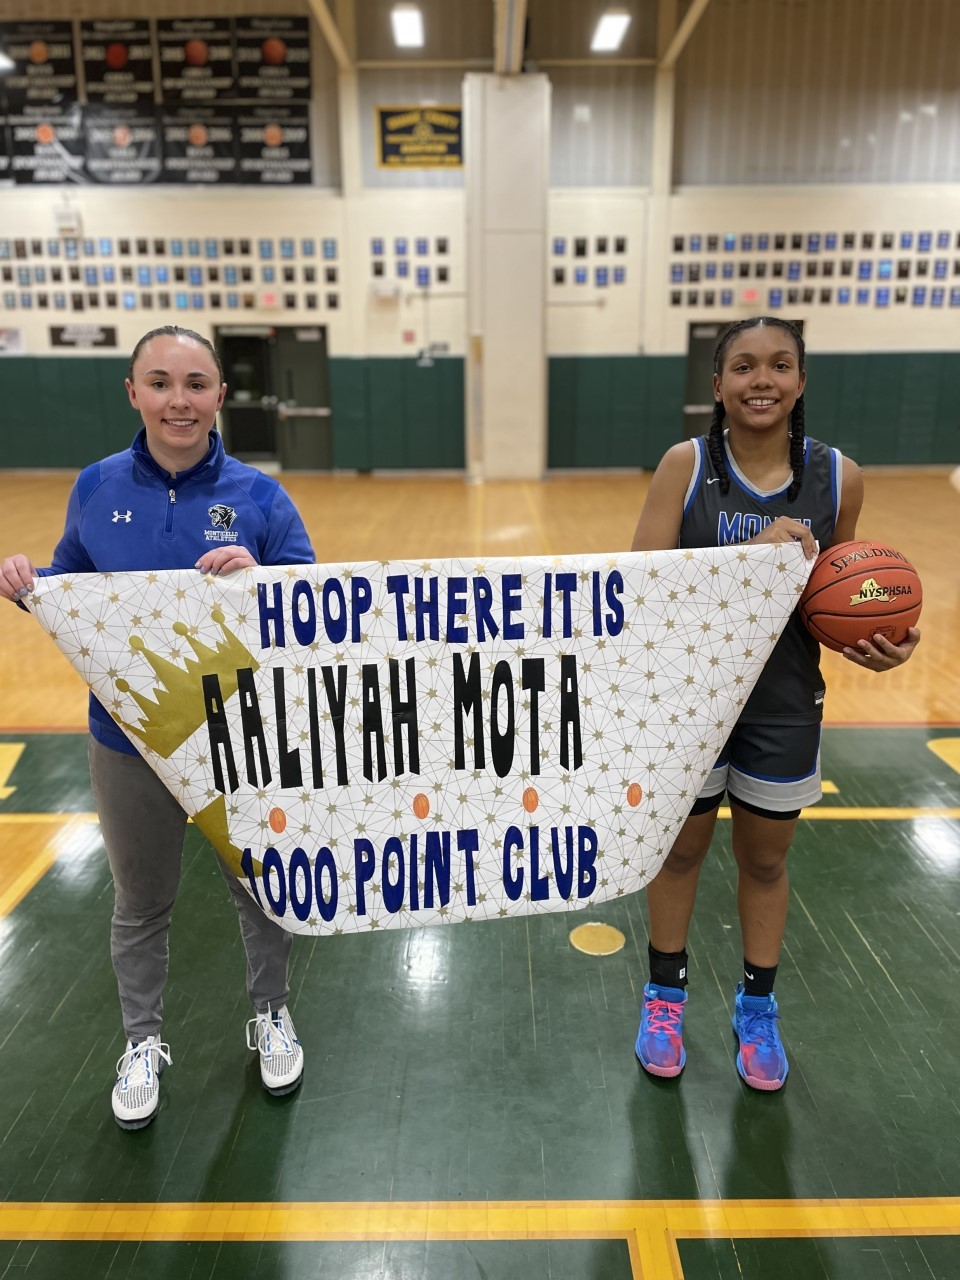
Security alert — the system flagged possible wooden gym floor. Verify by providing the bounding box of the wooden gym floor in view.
[0,467,958,1279]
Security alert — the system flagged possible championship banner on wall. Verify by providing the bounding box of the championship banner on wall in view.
[82,107,163,184]
[160,107,239,184]
[376,106,463,169]
[28,548,811,937]
[237,104,312,184]
[157,18,236,103]
[9,106,84,185]
[80,20,156,107]
[234,17,312,101]
[0,22,77,112]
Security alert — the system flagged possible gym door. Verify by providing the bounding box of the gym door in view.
[216,325,333,470]
[682,322,727,440]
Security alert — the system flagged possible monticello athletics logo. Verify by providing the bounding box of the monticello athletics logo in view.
[205,504,239,543]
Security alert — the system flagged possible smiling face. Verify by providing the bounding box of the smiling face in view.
[125,333,226,474]
[713,321,806,435]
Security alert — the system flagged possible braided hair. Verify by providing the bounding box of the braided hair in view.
[707,317,806,502]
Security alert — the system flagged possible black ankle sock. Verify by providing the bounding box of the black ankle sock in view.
[743,959,778,998]
[649,942,688,990]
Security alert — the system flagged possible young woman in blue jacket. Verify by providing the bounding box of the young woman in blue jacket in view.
[0,326,316,1129]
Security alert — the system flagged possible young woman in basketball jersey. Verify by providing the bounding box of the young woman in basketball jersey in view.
[0,326,315,1128]
[632,316,920,1090]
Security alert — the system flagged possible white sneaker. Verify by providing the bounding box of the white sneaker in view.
[246,1004,304,1095]
[112,1035,172,1130]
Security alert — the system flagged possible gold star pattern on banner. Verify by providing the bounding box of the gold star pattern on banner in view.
[28,548,812,939]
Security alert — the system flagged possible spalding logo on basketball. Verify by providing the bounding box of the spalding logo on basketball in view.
[799,541,922,652]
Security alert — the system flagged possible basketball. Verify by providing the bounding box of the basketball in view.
[268,807,286,834]
[522,786,539,813]
[412,792,430,819]
[799,541,922,653]
[626,782,643,807]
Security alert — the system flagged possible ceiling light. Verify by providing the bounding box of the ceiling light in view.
[391,5,424,48]
[591,10,631,52]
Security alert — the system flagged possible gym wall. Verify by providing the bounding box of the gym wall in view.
[0,0,958,470]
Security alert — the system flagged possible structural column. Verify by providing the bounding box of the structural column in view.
[464,73,550,480]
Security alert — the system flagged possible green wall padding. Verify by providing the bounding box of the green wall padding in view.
[3,352,958,471]
[548,351,960,469]
[548,355,686,469]
[329,356,465,471]
[328,357,371,471]
[0,357,136,468]
[800,352,960,465]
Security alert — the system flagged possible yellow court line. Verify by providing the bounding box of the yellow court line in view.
[0,815,100,918]
[0,849,62,919]
[0,806,957,917]
[0,813,100,824]
[719,807,960,821]
[0,808,958,831]
[1,1198,958,1279]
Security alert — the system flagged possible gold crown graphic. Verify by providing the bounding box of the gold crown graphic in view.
[114,606,259,758]
[193,792,254,881]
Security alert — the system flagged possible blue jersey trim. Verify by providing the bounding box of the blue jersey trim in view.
[730,727,821,782]
[682,439,703,517]
[724,437,810,504]
[830,447,842,530]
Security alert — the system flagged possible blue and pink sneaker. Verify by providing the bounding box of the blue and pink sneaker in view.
[635,982,687,1078]
[732,984,789,1090]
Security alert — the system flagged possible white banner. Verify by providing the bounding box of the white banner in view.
[28,547,811,936]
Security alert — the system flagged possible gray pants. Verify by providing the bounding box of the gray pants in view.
[89,736,291,1040]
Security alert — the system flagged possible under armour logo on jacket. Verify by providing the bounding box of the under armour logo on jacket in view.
[112,510,132,523]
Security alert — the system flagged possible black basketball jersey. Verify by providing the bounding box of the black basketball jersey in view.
[679,433,843,724]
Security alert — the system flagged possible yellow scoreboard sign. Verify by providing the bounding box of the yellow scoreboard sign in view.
[376,106,463,169]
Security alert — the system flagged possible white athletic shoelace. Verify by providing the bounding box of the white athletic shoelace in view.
[246,1008,296,1060]
[115,1038,172,1092]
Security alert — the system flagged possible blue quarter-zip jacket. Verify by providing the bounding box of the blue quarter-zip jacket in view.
[37,429,315,755]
